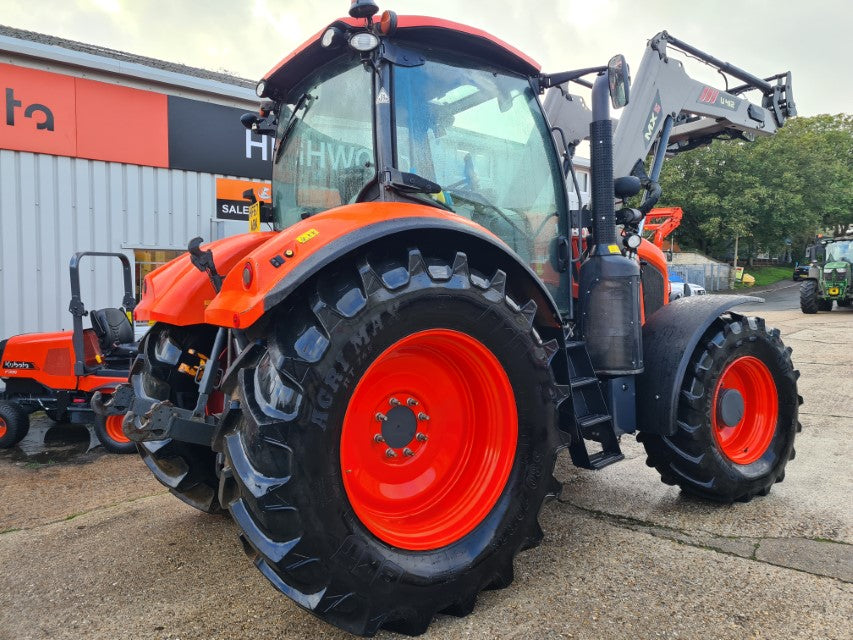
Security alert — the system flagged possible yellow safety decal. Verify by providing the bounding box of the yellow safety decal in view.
[297,228,319,244]
[608,244,621,255]
[248,202,261,233]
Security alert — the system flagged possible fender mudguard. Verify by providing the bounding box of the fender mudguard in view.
[202,202,564,330]
[637,294,761,436]
[135,232,277,325]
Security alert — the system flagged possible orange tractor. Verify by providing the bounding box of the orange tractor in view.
[0,252,137,453]
[97,2,800,634]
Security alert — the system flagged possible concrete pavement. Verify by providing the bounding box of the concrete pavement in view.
[1,287,850,639]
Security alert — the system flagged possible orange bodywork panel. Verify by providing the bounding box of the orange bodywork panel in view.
[134,231,277,325]
[1,329,125,391]
[205,202,494,328]
[135,202,496,330]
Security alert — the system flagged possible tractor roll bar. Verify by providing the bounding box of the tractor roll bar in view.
[69,251,136,376]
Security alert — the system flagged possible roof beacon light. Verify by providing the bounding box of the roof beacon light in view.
[350,32,380,52]
[349,0,379,19]
[379,10,398,36]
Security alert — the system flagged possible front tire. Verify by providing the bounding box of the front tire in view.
[799,280,819,313]
[94,413,137,454]
[639,314,799,502]
[0,402,29,448]
[219,247,562,636]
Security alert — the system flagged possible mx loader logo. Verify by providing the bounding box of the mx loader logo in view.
[644,91,662,144]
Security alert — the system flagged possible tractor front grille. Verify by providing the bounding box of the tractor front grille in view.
[641,264,666,319]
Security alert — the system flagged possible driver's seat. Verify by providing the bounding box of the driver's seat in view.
[90,308,138,365]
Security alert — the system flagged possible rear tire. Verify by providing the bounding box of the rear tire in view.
[818,298,833,311]
[130,323,222,513]
[93,413,136,454]
[838,298,851,308]
[799,280,819,313]
[0,402,29,448]
[219,247,562,636]
[639,314,799,502]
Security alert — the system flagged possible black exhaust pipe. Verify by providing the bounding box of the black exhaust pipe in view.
[579,73,643,375]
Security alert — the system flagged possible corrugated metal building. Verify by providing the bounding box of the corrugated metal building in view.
[0,26,271,339]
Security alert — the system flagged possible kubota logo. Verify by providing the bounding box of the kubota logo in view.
[5,88,54,131]
[3,360,36,369]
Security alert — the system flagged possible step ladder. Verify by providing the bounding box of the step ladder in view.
[563,340,624,470]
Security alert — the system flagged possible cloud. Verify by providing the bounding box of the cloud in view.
[0,0,848,115]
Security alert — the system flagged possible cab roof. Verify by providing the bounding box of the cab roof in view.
[261,15,541,100]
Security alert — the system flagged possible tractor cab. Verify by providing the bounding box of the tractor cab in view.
[246,8,581,310]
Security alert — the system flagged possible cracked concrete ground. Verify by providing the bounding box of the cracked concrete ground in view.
[1,285,851,639]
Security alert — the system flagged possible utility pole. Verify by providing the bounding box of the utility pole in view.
[729,232,739,288]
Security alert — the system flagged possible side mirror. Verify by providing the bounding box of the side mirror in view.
[607,54,630,109]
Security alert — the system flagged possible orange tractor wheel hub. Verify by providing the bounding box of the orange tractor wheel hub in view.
[340,329,517,551]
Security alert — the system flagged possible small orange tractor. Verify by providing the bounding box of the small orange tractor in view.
[0,252,137,453]
[97,2,800,634]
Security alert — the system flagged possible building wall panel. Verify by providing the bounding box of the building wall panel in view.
[0,149,255,338]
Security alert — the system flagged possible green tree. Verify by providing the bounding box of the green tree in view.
[658,114,853,262]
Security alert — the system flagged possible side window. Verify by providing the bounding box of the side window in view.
[272,60,375,230]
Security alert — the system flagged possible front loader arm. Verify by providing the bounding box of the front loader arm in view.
[544,31,795,183]
[612,31,796,178]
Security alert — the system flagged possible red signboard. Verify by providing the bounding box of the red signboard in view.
[1,62,169,166]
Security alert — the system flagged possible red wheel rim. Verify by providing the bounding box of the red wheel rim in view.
[711,356,778,464]
[341,329,517,551]
[0,416,6,439]
[105,415,130,444]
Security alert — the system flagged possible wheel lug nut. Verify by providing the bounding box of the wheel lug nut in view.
[389,398,400,406]
[418,412,430,421]
[407,398,418,406]
[376,412,387,422]
[374,434,385,443]
[385,448,396,458]
[403,447,414,457]
[416,432,427,442]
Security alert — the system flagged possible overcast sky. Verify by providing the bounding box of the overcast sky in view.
[0,0,848,116]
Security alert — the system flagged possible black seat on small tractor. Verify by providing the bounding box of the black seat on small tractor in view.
[90,308,138,362]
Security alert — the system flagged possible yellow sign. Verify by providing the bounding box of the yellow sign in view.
[248,202,261,232]
[734,266,745,281]
[297,228,319,244]
[608,244,621,255]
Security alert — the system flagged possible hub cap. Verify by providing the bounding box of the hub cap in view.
[105,415,131,444]
[341,329,517,551]
[711,356,778,464]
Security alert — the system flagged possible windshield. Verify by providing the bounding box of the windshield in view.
[825,240,853,263]
[272,57,375,230]
[393,56,567,277]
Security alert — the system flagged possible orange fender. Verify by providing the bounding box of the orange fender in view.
[137,202,563,331]
[204,202,508,329]
[135,232,277,325]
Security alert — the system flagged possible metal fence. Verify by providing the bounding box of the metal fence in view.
[668,263,732,291]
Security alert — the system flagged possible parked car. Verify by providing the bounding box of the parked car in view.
[792,262,811,280]
[669,280,707,300]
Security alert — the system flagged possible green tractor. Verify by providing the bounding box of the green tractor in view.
[800,234,853,313]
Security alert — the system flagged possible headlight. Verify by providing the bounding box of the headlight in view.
[349,32,380,52]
